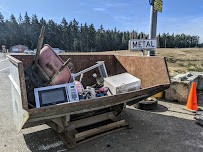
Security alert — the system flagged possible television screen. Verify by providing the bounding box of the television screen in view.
[34,84,69,108]
[39,88,67,105]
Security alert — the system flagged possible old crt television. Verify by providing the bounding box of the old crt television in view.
[34,83,78,108]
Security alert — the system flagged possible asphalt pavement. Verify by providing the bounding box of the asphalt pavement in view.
[0,53,203,152]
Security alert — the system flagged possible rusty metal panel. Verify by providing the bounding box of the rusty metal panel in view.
[9,54,34,69]
[8,55,29,132]
[11,54,121,87]
[60,55,126,86]
[10,54,126,83]
[115,55,170,88]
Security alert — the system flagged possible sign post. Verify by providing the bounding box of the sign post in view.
[148,0,163,56]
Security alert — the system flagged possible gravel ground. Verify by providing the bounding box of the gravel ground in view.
[0,53,203,152]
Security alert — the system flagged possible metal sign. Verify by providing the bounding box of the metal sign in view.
[154,0,163,12]
[129,39,157,50]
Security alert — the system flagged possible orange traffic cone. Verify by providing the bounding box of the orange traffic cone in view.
[185,82,198,112]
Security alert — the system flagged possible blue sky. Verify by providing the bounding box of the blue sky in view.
[1,0,203,41]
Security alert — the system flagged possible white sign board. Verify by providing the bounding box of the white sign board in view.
[129,39,157,50]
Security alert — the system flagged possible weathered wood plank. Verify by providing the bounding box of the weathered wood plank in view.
[75,120,126,139]
[66,112,115,131]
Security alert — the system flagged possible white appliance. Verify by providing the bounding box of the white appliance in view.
[66,83,80,102]
[34,83,79,108]
[104,73,141,95]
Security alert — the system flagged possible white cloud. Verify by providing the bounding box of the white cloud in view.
[105,3,114,7]
[0,4,11,14]
[93,7,107,12]
[103,1,131,8]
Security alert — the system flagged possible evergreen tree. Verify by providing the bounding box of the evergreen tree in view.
[79,23,89,51]
[22,12,31,48]
[8,14,20,46]
[0,12,6,46]
[60,18,69,50]
[96,25,106,51]
[30,14,40,49]
[46,19,60,47]
[88,24,96,51]
[0,12,202,51]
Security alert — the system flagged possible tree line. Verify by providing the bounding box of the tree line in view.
[0,12,202,52]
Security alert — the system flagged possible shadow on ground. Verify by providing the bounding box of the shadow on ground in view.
[23,128,67,152]
[23,108,203,152]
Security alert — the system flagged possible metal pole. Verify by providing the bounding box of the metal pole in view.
[148,1,157,56]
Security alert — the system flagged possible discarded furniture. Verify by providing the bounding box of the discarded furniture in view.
[38,44,72,85]
[24,27,72,107]
[8,54,170,148]
[24,47,72,107]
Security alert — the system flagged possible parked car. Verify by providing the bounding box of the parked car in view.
[24,49,35,54]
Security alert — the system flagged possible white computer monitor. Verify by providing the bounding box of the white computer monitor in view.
[34,84,69,108]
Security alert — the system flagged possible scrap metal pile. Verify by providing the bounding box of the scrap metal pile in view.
[25,26,141,109]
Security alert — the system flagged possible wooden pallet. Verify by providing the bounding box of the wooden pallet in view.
[57,119,128,149]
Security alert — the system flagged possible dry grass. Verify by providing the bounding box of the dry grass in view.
[156,48,203,76]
